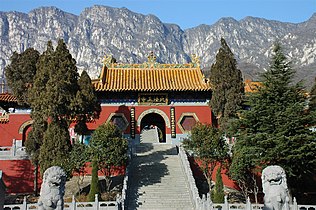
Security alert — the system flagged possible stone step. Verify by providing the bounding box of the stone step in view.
[126,142,194,209]
[133,203,194,209]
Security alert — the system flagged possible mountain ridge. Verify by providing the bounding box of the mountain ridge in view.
[0,5,315,88]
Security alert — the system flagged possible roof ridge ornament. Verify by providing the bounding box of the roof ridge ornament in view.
[190,54,200,68]
[147,52,157,68]
[103,54,115,67]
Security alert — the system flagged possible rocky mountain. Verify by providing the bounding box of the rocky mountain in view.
[0,5,315,88]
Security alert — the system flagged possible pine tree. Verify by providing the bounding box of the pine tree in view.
[5,48,39,105]
[28,40,77,176]
[25,118,47,194]
[309,77,316,112]
[231,43,316,195]
[210,38,244,129]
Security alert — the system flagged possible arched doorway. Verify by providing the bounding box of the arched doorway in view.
[19,120,33,146]
[140,113,166,143]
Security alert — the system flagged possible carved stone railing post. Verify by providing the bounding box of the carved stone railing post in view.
[22,197,27,209]
[11,139,16,156]
[94,194,99,210]
[246,197,252,210]
[71,195,76,210]
[207,193,213,210]
[293,197,298,210]
[178,146,202,209]
[223,195,229,210]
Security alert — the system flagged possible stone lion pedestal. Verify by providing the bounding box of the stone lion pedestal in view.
[38,166,67,210]
[262,165,290,210]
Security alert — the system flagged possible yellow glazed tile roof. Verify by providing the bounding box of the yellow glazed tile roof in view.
[244,79,262,93]
[0,93,17,103]
[92,54,211,92]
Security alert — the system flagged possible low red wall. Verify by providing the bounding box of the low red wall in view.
[79,162,126,177]
[189,157,240,190]
[0,159,36,194]
[1,159,125,194]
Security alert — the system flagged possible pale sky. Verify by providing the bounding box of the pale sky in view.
[0,0,315,29]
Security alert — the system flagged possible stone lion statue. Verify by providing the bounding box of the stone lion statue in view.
[262,165,290,210]
[38,166,67,210]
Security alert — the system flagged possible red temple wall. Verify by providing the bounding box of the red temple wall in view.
[84,104,212,134]
[0,114,31,146]
[0,159,36,194]
[1,104,213,194]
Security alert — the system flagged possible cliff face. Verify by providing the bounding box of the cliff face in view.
[0,6,315,87]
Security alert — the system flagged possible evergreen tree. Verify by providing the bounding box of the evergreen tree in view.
[5,48,39,105]
[39,119,72,175]
[183,123,228,192]
[213,166,225,203]
[72,70,101,135]
[26,40,100,178]
[28,41,55,121]
[89,123,128,192]
[26,42,54,191]
[69,142,89,197]
[210,38,244,129]
[87,159,100,201]
[25,118,47,194]
[45,39,79,121]
[309,77,316,112]
[231,43,316,195]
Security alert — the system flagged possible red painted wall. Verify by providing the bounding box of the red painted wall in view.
[0,159,36,194]
[0,114,31,146]
[1,104,212,194]
[190,157,240,190]
[84,105,212,134]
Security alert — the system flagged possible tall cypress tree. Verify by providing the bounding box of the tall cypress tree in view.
[231,43,316,195]
[17,40,100,181]
[45,39,79,121]
[28,41,54,121]
[72,70,101,135]
[39,119,72,175]
[213,166,225,203]
[5,48,39,105]
[210,38,244,129]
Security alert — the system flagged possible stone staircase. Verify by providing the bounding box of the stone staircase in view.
[140,127,159,143]
[127,143,194,210]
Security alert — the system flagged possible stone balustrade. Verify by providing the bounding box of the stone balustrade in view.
[119,141,134,210]
[178,145,203,209]
[0,139,28,160]
[4,196,119,210]
[4,195,316,210]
